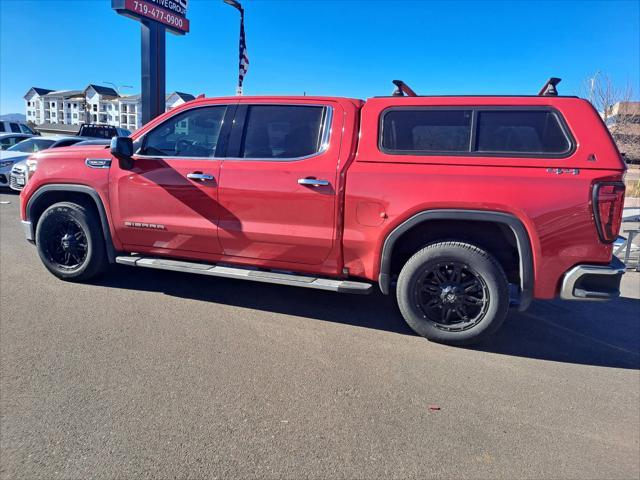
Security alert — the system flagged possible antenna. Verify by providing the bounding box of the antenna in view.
[538,78,561,96]
[103,82,133,95]
[391,80,418,97]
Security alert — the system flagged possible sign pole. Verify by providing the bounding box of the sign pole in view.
[112,0,189,126]
[141,19,166,125]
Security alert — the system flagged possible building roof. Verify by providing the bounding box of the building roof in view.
[32,87,54,96]
[120,92,195,102]
[120,94,141,101]
[84,84,119,98]
[26,87,195,104]
[45,90,84,99]
[24,87,54,99]
[169,92,195,102]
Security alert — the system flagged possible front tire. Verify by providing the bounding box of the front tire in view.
[35,201,107,281]
[396,241,509,345]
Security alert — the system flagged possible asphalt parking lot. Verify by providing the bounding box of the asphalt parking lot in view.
[1,190,639,480]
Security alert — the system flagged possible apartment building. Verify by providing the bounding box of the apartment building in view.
[118,95,142,132]
[85,84,119,126]
[24,85,195,132]
[24,87,53,125]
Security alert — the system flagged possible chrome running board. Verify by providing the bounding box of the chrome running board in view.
[115,256,373,294]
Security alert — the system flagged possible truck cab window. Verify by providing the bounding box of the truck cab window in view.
[142,106,227,158]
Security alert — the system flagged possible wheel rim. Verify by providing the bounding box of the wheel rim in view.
[43,218,88,271]
[414,261,490,331]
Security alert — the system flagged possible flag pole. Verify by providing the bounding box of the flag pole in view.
[223,0,249,96]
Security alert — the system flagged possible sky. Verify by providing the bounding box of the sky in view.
[0,0,638,114]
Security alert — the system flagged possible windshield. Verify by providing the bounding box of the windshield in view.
[7,138,55,153]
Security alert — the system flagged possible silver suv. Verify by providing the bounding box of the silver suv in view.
[0,121,37,136]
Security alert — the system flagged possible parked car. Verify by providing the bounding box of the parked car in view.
[78,124,131,139]
[0,120,38,136]
[1,136,86,189]
[9,138,110,191]
[0,133,34,150]
[18,79,627,345]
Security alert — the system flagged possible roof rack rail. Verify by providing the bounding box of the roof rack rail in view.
[538,77,561,96]
[392,80,417,97]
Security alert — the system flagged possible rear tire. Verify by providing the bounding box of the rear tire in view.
[396,241,509,345]
[35,201,107,281]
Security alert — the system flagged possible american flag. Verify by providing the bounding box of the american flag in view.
[224,0,249,95]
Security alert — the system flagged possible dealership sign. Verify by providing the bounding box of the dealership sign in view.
[112,0,189,35]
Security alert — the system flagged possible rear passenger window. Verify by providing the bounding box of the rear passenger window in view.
[241,105,327,159]
[382,110,472,153]
[476,111,570,154]
[10,123,20,133]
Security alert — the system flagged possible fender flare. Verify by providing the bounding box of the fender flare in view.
[378,209,534,311]
[25,184,116,263]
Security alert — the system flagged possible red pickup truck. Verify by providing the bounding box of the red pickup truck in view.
[19,80,627,345]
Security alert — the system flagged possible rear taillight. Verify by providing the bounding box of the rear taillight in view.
[592,182,625,243]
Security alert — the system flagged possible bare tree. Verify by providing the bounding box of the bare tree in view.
[583,73,639,162]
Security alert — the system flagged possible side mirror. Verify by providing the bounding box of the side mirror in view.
[110,136,134,169]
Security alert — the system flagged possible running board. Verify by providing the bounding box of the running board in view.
[115,256,373,294]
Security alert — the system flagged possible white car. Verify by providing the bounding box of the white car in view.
[7,137,110,191]
[1,136,85,189]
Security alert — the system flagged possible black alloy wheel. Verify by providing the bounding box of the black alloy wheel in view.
[42,218,88,271]
[415,261,490,331]
[35,201,107,281]
[396,241,509,345]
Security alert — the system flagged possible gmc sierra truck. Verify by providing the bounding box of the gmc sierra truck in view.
[19,80,627,345]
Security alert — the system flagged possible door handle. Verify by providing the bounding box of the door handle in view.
[187,172,214,181]
[298,178,330,187]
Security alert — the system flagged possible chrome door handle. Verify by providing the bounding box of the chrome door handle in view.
[187,172,214,181]
[298,178,330,187]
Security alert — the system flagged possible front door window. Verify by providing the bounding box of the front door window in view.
[142,106,227,158]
